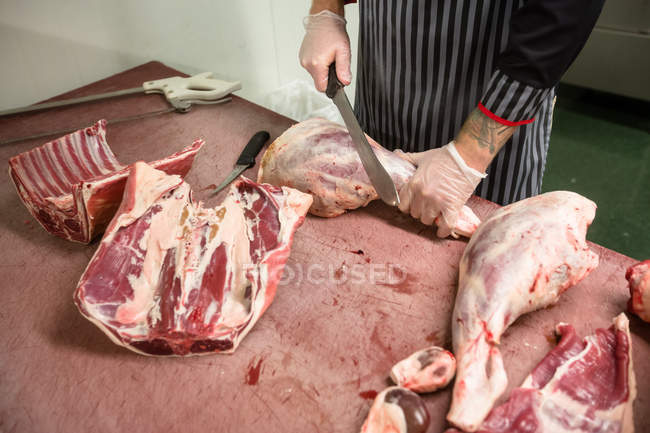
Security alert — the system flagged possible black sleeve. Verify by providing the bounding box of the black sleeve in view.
[479,0,605,124]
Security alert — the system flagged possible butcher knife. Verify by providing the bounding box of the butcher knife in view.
[211,131,270,195]
[325,64,400,207]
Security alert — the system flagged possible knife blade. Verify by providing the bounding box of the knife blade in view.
[211,131,270,195]
[325,64,400,207]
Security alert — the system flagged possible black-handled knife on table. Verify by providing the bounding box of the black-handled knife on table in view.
[212,131,270,195]
[325,63,400,207]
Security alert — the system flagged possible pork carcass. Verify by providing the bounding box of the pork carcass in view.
[8,119,203,243]
[74,162,312,356]
[258,118,480,237]
[361,387,430,433]
[448,191,599,431]
[446,314,636,433]
[390,346,456,393]
[627,259,650,322]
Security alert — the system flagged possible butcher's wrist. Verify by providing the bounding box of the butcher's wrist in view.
[454,108,516,173]
[310,0,345,16]
[453,136,493,173]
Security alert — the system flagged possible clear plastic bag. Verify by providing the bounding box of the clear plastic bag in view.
[260,79,344,124]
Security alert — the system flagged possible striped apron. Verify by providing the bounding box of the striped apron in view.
[353,0,556,205]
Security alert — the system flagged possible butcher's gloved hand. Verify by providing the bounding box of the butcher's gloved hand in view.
[299,10,351,92]
[396,142,486,238]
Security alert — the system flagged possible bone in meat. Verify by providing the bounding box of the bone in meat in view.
[390,346,456,393]
[446,314,636,433]
[447,191,599,431]
[361,387,430,433]
[8,119,203,243]
[258,118,480,237]
[74,162,312,356]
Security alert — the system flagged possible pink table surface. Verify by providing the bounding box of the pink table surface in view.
[0,62,647,433]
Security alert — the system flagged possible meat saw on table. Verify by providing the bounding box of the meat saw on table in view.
[0,62,648,433]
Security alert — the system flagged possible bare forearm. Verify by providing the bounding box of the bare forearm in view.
[454,109,516,173]
[310,0,345,15]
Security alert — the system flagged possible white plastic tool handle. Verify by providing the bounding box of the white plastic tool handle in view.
[142,72,242,111]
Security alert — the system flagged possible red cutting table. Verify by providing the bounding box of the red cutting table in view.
[0,62,647,433]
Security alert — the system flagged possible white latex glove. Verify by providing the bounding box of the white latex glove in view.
[396,142,486,238]
[299,10,351,92]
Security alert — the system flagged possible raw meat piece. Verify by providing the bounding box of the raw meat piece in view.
[74,162,312,356]
[627,259,650,322]
[8,119,203,243]
[446,314,636,433]
[390,346,456,393]
[258,118,480,237]
[361,387,430,433]
[448,191,599,431]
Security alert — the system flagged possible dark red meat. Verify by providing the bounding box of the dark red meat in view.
[447,314,636,433]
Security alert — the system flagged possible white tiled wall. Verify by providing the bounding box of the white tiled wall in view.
[0,0,359,111]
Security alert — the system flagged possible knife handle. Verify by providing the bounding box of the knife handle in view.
[326,63,344,99]
[236,131,270,167]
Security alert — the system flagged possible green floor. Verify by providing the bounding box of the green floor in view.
[542,84,650,260]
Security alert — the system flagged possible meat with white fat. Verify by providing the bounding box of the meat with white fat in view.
[390,346,456,393]
[74,162,312,356]
[627,260,650,322]
[8,119,202,243]
[447,191,599,431]
[361,387,430,433]
[446,314,636,433]
[258,118,480,237]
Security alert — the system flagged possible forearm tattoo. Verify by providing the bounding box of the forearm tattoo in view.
[465,109,510,154]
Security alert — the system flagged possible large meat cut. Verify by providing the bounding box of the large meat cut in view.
[448,191,599,431]
[74,162,312,356]
[8,119,203,243]
[627,259,650,322]
[446,314,636,433]
[258,118,480,237]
